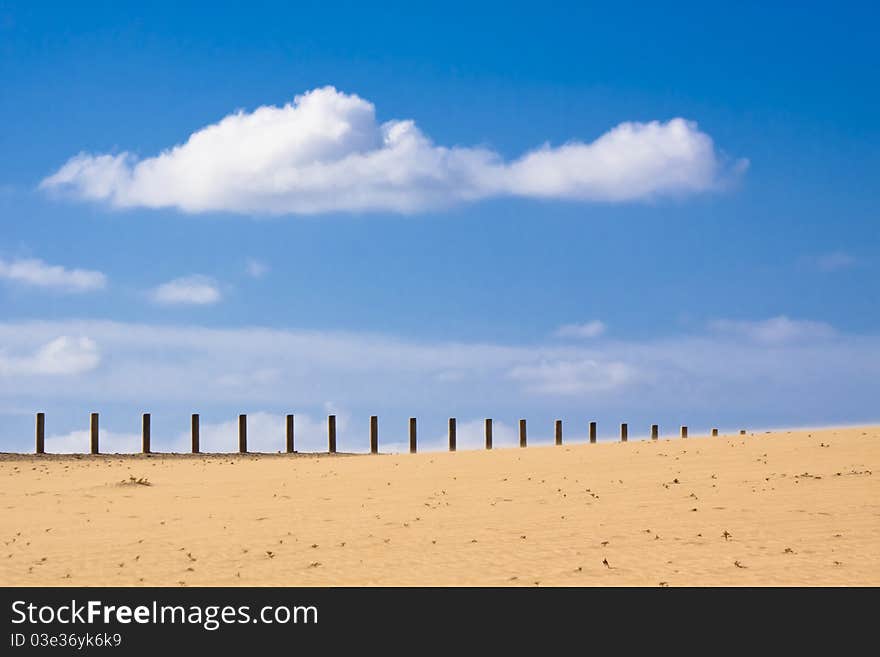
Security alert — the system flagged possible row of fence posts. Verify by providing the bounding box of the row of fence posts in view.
[31,412,743,455]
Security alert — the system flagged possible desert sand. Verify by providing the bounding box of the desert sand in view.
[1,426,877,586]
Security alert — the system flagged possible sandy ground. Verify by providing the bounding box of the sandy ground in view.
[1,426,877,586]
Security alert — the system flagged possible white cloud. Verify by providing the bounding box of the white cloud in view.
[0,336,99,376]
[554,320,606,339]
[41,411,356,454]
[41,86,745,215]
[151,275,221,305]
[430,418,520,451]
[45,428,139,454]
[0,256,106,292]
[245,259,269,278]
[708,316,836,344]
[815,251,858,272]
[170,411,348,454]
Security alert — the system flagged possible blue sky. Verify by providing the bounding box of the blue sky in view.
[1,2,878,453]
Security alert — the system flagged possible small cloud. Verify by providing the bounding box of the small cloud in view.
[815,251,858,272]
[0,336,100,376]
[151,275,221,305]
[709,316,835,344]
[554,320,606,339]
[0,256,106,292]
[245,259,269,278]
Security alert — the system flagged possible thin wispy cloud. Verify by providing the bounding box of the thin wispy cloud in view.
[41,86,747,215]
[554,320,606,339]
[708,316,836,344]
[815,251,859,272]
[0,316,875,414]
[245,259,269,278]
[508,359,634,395]
[0,256,106,292]
[2,317,879,453]
[151,275,221,305]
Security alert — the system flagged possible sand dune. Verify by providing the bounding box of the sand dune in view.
[1,426,877,586]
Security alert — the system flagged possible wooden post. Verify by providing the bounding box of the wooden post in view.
[34,413,46,454]
[35,412,45,454]
[651,424,659,440]
[90,412,99,454]
[485,418,493,450]
[555,419,563,446]
[370,415,378,454]
[620,422,628,442]
[711,428,718,437]
[519,419,527,448]
[680,425,688,439]
[589,421,597,444]
[142,413,151,454]
[239,414,247,453]
[409,418,417,454]
[448,418,456,452]
[191,414,200,454]
[328,415,337,453]
[286,414,295,453]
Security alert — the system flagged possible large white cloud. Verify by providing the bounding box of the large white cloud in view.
[0,256,106,292]
[0,336,99,376]
[40,86,745,215]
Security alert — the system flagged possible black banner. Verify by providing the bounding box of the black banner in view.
[1,587,873,652]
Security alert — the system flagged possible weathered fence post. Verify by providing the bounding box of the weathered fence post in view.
[142,413,151,454]
[448,418,457,452]
[239,414,247,453]
[191,414,200,454]
[589,421,597,444]
[651,424,659,440]
[409,418,417,454]
[555,420,563,446]
[90,412,99,454]
[711,428,718,437]
[519,419,527,447]
[485,418,493,450]
[620,422,628,442]
[328,415,337,453]
[370,415,378,454]
[286,414,295,453]
[35,412,45,454]
[680,425,688,439]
